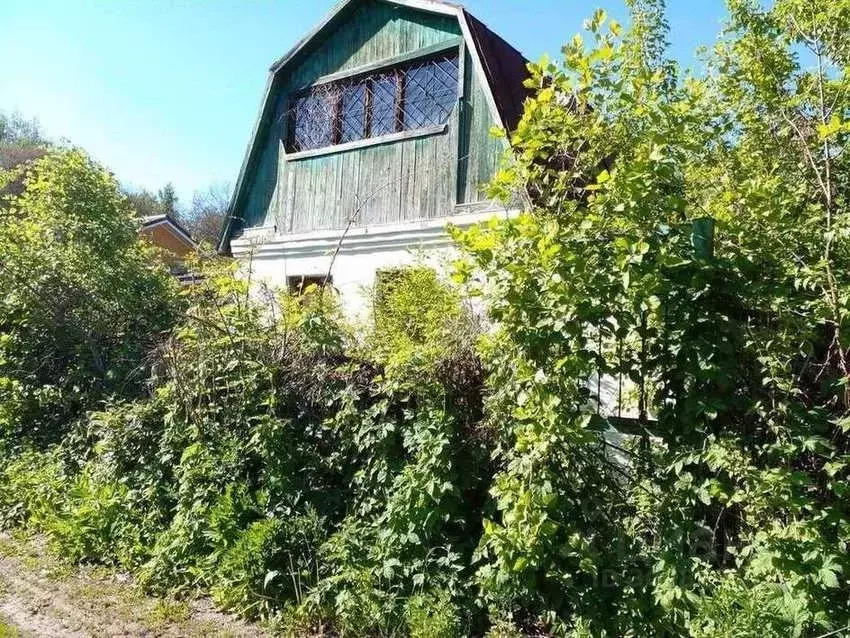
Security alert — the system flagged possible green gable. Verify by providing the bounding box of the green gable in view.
[285,2,462,89]
[223,0,527,249]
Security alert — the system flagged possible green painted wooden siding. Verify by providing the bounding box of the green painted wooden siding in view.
[456,48,508,206]
[238,0,508,233]
[287,2,461,89]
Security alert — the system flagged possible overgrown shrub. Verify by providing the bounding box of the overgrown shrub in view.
[0,149,178,448]
[0,252,488,632]
[124,262,355,596]
[211,509,326,618]
[0,448,66,529]
[293,265,489,634]
[450,0,850,634]
[3,1,849,636]
[405,589,463,638]
[45,467,151,566]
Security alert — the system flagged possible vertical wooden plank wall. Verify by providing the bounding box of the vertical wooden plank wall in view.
[239,0,507,234]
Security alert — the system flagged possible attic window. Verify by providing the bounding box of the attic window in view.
[287,52,460,153]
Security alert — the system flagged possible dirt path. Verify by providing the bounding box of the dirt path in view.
[0,532,270,637]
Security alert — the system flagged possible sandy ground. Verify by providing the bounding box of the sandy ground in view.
[0,532,269,637]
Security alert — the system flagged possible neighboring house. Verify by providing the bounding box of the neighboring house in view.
[219,0,530,314]
[140,214,198,281]
[140,214,197,257]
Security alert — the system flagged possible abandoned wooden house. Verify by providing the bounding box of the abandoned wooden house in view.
[218,0,530,313]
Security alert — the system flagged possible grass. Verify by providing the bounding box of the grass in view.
[143,598,191,631]
[0,574,11,638]
[0,538,20,560]
[0,571,9,637]
[0,617,19,638]
[0,531,266,636]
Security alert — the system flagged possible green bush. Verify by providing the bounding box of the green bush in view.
[0,248,488,632]
[405,589,463,638]
[44,469,150,567]
[4,2,849,635]
[370,266,474,380]
[451,0,850,634]
[211,510,325,619]
[296,266,489,634]
[0,149,178,449]
[687,576,805,638]
[0,449,66,529]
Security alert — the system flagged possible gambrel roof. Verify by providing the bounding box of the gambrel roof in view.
[219,0,530,252]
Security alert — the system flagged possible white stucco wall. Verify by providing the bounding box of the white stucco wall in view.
[232,209,647,425]
[230,210,514,320]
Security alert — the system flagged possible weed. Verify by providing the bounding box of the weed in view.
[144,598,191,630]
[41,560,74,583]
[0,617,19,638]
[405,589,463,638]
[0,539,16,559]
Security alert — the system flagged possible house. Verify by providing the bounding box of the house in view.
[219,0,530,314]
[140,214,197,258]
[140,214,198,282]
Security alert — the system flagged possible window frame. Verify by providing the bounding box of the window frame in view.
[284,40,463,160]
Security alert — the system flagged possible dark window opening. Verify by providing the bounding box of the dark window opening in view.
[287,275,332,296]
[286,51,460,153]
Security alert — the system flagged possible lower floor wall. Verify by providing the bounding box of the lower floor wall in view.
[231,209,644,421]
[230,210,512,319]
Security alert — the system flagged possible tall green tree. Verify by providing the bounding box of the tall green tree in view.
[185,182,230,245]
[0,149,178,449]
[158,182,178,218]
[0,111,44,147]
[454,0,850,634]
[0,111,50,197]
[123,187,163,218]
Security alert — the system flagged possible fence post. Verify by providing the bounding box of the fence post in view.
[691,217,715,259]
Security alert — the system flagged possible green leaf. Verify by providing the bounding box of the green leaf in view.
[263,570,280,590]
[820,567,840,589]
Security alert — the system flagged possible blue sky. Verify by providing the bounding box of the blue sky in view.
[0,0,728,203]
